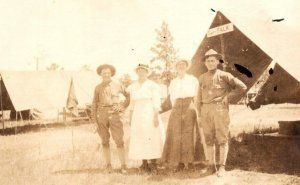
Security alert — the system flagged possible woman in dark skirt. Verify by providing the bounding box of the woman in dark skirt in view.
[161,59,201,172]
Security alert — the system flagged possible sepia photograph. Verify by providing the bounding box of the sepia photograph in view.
[0,0,299,184]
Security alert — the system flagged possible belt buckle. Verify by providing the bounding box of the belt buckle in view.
[108,110,114,114]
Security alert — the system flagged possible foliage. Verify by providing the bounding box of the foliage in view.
[150,21,178,85]
[47,63,63,71]
[80,65,92,71]
[119,73,133,88]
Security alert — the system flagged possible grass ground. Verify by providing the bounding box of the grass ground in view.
[0,104,300,185]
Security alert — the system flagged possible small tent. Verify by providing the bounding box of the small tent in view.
[248,63,300,109]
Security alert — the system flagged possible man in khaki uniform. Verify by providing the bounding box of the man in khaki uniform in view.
[197,49,247,177]
[92,64,130,173]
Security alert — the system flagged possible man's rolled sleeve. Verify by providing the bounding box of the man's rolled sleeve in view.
[120,85,130,109]
[226,74,247,102]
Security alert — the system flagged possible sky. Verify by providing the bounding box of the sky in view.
[0,0,300,80]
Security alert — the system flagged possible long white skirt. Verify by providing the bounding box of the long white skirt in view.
[128,99,164,159]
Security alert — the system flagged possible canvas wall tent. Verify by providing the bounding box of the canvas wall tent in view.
[0,71,100,120]
[188,11,273,103]
[0,71,70,111]
[189,11,300,105]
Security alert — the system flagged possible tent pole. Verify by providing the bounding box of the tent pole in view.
[71,109,75,158]
[0,76,4,135]
[57,109,59,123]
[218,13,227,71]
[19,111,24,126]
[63,107,66,124]
[15,111,17,135]
[84,109,90,123]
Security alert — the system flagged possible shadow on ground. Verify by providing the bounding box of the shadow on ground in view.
[227,133,300,176]
[53,163,213,182]
[0,120,90,136]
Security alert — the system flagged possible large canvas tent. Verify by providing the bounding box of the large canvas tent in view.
[0,71,100,120]
[189,11,300,106]
[189,11,272,103]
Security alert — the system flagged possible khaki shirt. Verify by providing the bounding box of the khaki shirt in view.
[197,69,247,108]
[91,79,129,120]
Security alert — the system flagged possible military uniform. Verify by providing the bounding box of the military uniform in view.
[198,68,247,172]
[92,79,129,148]
[91,78,129,172]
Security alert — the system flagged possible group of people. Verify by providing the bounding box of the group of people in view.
[91,49,247,177]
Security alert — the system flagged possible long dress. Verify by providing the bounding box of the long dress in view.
[161,74,202,164]
[127,80,164,159]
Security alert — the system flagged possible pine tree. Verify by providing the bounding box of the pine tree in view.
[150,21,178,86]
[119,73,132,88]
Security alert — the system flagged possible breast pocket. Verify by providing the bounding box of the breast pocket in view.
[214,78,227,89]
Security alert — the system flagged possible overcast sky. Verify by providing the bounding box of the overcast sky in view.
[0,0,299,80]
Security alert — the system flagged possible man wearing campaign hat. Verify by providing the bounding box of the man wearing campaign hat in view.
[197,49,247,177]
[92,64,130,174]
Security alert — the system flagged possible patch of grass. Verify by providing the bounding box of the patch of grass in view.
[1,105,300,184]
[1,124,300,185]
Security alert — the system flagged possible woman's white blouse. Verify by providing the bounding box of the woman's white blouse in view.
[169,74,199,106]
[127,80,161,111]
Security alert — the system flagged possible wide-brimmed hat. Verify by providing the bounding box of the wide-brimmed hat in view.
[96,64,116,76]
[135,63,150,73]
[174,59,190,68]
[204,49,223,61]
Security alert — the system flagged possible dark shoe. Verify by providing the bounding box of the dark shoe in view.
[120,164,127,174]
[104,164,113,173]
[184,163,194,171]
[149,162,158,174]
[173,163,185,173]
[139,163,151,173]
[217,165,226,177]
[201,165,216,175]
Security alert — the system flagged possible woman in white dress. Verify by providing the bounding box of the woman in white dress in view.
[127,64,163,173]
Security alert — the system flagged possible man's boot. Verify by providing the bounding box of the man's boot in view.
[102,147,112,173]
[217,143,228,177]
[117,147,127,174]
[202,145,216,175]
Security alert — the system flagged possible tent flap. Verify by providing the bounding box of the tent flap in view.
[252,63,300,107]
